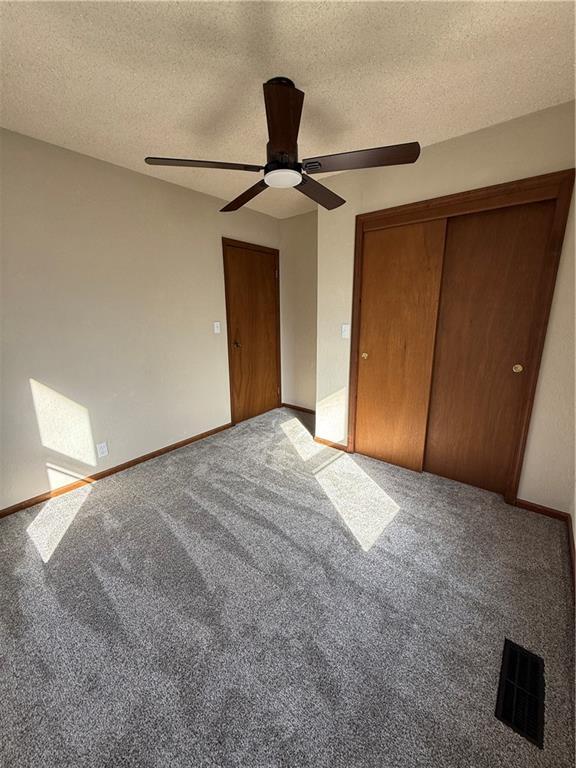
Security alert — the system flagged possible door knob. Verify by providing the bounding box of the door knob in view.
[233,340,242,349]
[361,352,368,359]
[512,363,523,373]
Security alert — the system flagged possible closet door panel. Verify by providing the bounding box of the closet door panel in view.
[424,200,556,494]
[355,219,446,470]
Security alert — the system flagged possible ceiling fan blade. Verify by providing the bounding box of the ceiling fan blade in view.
[145,157,263,172]
[302,142,421,174]
[220,179,268,212]
[296,175,346,210]
[263,78,304,160]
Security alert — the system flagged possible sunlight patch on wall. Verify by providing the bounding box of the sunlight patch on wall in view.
[282,417,400,551]
[315,387,348,445]
[46,462,89,491]
[27,485,91,563]
[30,379,96,466]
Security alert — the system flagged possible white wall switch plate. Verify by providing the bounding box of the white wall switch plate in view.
[213,321,221,334]
[96,441,108,459]
[341,323,351,339]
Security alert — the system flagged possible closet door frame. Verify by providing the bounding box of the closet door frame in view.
[348,169,574,502]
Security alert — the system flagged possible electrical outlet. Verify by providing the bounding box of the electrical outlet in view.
[96,441,109,459]
[213,321,221,334]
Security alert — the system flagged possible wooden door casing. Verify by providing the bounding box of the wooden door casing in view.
[354,220,446,470]
[223,239,280,423]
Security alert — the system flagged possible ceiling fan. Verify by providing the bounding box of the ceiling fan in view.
[145,77,421,212]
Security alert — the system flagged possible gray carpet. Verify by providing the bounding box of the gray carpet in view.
[0,407,573,768]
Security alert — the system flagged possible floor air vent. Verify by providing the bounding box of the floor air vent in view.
[495,638,545,748]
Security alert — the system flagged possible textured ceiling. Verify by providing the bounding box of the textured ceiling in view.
[1,2,574,219]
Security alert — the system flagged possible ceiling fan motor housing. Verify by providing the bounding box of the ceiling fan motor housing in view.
[266,76,295,87]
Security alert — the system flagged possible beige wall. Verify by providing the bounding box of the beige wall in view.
[0,129,283,508]
[2,101,573,520]
[279,211,317,410]
[316,101,575,515]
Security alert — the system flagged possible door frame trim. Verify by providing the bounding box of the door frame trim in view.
[222,237,281,424]
[347,169,574,501]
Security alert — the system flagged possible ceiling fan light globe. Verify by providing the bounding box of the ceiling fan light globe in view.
[264,169,302,188]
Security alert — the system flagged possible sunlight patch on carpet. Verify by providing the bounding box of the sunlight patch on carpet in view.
[282,417,400,550]
[27,485,91,563]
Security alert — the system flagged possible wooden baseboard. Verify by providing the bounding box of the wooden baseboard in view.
[0,422,233,519]
[514,498,570,522]
[313,436,349,452]
[4,428,573,600]
[281,403,316,415]
[515,498,575,595]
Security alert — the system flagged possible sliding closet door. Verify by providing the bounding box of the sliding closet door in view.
[424,200,556,494]
[355,220,446,470]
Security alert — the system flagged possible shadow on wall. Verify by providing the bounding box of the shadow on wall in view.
[280,416,399,551]
[27,378,97,562]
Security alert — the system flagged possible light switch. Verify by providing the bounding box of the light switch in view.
[213,321,221,334]
[341,323,351,339]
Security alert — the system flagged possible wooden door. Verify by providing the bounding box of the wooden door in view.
[424,201,556,494]
[223,239,280,423]
[354,220,446,470]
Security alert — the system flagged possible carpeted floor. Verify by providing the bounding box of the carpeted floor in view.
[1,408,574,768]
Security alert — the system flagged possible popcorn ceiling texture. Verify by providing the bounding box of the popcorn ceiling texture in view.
[0,1,573,218]
[0,408,573,767]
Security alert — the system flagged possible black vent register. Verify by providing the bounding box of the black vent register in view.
[495,638,545,748]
